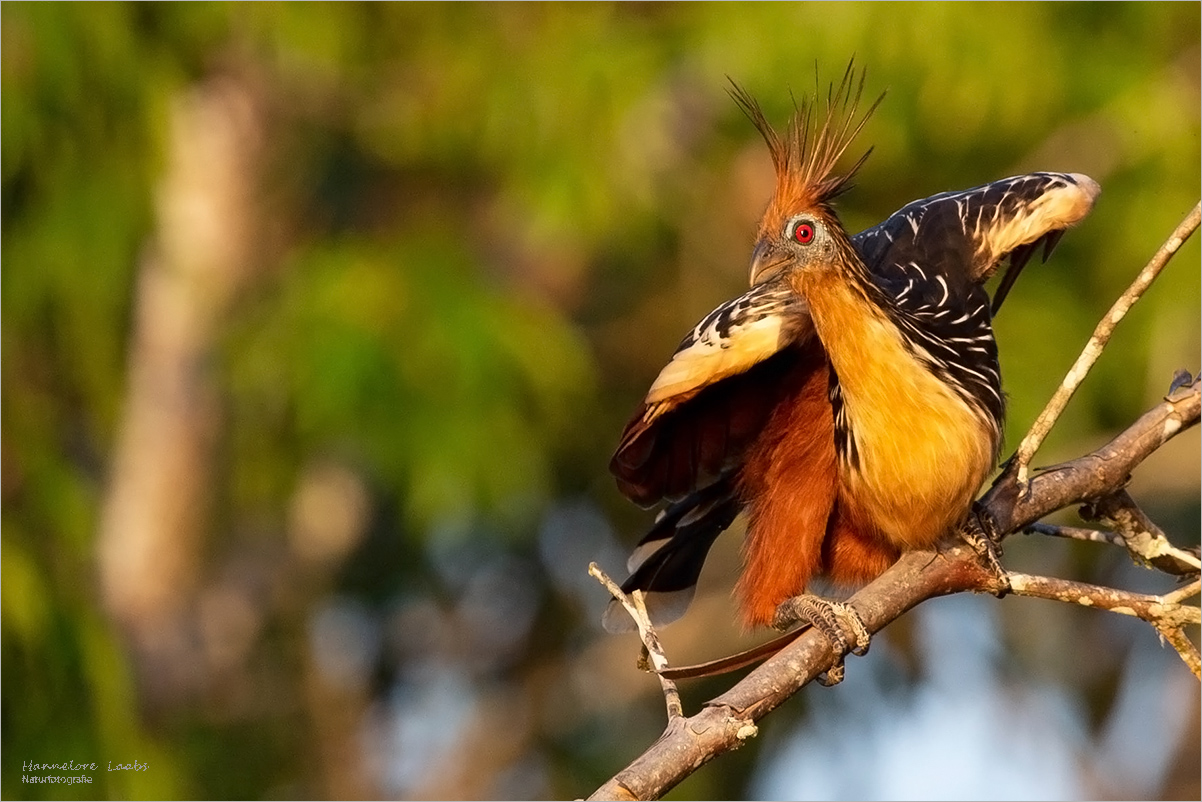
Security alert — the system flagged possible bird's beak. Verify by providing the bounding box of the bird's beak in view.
[749,240,789,285]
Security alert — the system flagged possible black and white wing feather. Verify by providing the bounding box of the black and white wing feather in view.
[856,171,1100,311]
[643,279,812,405]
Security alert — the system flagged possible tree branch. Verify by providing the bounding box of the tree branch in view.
[985,375,1199,534]
[1006,572,1200,676]
[1024,522,1124,547]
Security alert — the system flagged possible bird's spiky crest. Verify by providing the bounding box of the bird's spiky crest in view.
[729,61,884,226]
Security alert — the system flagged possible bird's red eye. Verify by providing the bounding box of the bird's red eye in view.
[793,222,815,244]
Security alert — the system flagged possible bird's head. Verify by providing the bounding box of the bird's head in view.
[731,63,883,285]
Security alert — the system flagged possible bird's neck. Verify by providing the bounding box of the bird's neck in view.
[793,265,896,384]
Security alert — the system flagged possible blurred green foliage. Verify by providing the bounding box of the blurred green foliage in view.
[3,3,1198,800]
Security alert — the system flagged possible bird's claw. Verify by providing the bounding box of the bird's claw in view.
[817,662,845,687]
[961,504,1010,597]
[772,595,870,686]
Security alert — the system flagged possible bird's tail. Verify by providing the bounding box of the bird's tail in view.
[601,477,740,633]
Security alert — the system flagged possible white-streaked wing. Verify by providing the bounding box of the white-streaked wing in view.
[855,172,1100,293]
[971,172,1099,267]
[645,279,812,406]
[610,278,815,509]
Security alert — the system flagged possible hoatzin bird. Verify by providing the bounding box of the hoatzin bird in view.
[604,66,1099,678]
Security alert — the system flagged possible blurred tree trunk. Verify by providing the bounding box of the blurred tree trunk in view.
[96,72,265,702]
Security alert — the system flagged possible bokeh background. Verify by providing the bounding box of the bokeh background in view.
[3,3,1199,800]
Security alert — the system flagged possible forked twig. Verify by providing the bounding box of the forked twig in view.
[589,563,683,720]
[1007,572,1201,677]
[1025,491,1201,578]
[1013,202,1201,488]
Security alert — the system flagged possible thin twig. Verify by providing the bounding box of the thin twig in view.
[589,563,683,720]
[1024,522,1123,546]
[1163,579,1201,606]
[1024,499,1201,578]
[1161,628,1201,678]
[1013,202,1201,488]
[1006,572,1201,625]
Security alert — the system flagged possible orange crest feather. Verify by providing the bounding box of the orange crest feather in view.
[729,61,884,230]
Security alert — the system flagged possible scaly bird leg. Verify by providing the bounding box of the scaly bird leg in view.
[959,502,1010,597]
[772,595,870,686]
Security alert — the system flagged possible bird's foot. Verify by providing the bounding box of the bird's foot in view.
[960,503,1010,597]
[772,595,870,686]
